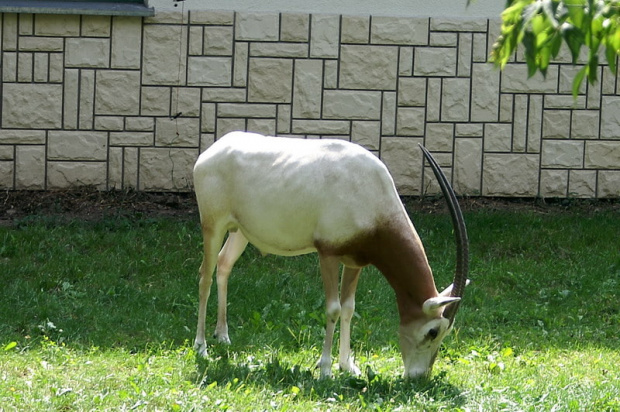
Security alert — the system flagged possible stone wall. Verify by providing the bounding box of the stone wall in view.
[1,11,619,197]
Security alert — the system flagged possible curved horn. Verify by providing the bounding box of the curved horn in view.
[419,145,469,326]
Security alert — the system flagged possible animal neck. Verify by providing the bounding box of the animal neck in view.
[370,219,439,325]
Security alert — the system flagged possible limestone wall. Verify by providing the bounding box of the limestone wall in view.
[1,11,619,197]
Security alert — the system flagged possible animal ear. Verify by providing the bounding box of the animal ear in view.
[438,279,471,297]
[422,296,460,316]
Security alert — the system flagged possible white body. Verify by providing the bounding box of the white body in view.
[193,131,460,378]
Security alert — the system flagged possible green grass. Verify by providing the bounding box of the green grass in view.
[1,204,619,411]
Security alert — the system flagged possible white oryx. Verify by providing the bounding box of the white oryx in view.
[192,131,469,379]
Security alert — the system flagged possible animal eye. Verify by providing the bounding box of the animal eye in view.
[428,328,439,340]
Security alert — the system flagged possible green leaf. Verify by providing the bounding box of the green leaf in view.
[4,341,17,351]
[587,54,599,84]
[563,25,585,62]
[605,45,617,73]
[572,66,587,97]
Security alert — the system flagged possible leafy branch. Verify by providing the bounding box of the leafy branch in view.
[489,0,620,96]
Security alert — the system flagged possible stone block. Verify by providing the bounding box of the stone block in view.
[513,95,528,152]
[248,58,293,103]
[18,52,33,82]
[49,54,64,83]
[18,37,63,52]
[3,53,17,82]
[454,138,482,195]
[247,118,276,136]
[351,121,380,150]
[95,71,141,116]
[571,110,599,139]
[277,105,291,134]
[472,33,488,62]
[108,147,122,189]
[569,170,596,198]
[544,95,585,109]
[126,117,154,131]
[66,38,110,68]
[141,87,171,116]
[34,54,48,82]
[112,17,142,69]
[217,103,277,118]
[234,42,249,87]
[600,96,620,139]
[426,79,441,122]
[456,123,483,137]
[79,70,95,130]
[340,45,398,90]
[542,140,584,168]
[291,120,350,135]
[371,17,428,45]
[140,148,197,191]
[94,116,124,131]
[19,14,34,35]
[0,162,14,189]
[430,18,488,32]
[203,88,247,102]
[82,15,111,37]
[250,43,308,58]
[15,145,45,189]
[216,118,246,138]
[341,16,369,43]
[399,47,414,76]
[483,154,539,196]
[430,32,457,47]
[0,130,46,144]
[396,108,425,136]
[48,131,108,161]
[190,10,234,25]
[146,10,188,25]
[458,33,472,77]
[310,15,340,58]
[527,95,543,152]
[293,59,323,119]
[598,171,620,198]
[414,48,457,76]
[398,78,426,107]
[322,90,381,120]
[189,26,203,56]
[324,60,338,89]
[155,118,200,147]
[205,26,233,56]
[2,84,62,129]
[281,13,309,42]
[585,141,620,169]
[110,132,153,146]
[47,162,107,189]
[172,87,201,117]
[201,103,216,133]
[0,146,13,160]
[382,92,397,135]
[236,13,279,41]
[34,14,79,36]
[380,137,424,195]
[142,25,187,85]
[188,57,232,86]
[542,110,571,139]
[501,65,558,93]
[425,123,454,151]
[441,78,470,122]
[484,123,512,152]
[540,169,568,197]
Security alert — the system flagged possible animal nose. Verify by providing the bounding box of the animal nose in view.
[404,368,431,379]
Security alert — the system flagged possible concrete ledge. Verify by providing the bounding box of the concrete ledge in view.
[0,1,154,16]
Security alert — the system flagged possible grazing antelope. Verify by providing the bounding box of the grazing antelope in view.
[192,131,469,379]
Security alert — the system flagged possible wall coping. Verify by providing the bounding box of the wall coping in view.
[0,0,154,16]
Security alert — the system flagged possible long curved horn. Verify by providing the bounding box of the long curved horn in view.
[419,145,469,326]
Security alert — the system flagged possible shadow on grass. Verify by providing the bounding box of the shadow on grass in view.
[192,351,466,409]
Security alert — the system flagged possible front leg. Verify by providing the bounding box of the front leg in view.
[318,254,341,379]
[338,266,362,375]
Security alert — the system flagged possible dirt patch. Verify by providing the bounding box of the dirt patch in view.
[1,189,618,226]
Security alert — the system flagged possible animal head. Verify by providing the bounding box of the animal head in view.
[399,291,461,379]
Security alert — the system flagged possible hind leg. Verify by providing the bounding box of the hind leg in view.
[338,266,362,375]
[194,226,226,357]
[213,231,248,343]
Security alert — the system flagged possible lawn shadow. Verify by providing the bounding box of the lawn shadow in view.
[192,351,466,409]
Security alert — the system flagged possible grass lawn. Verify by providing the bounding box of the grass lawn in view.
[1,198,619,411]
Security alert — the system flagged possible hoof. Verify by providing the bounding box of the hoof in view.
[194,341,208,358]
